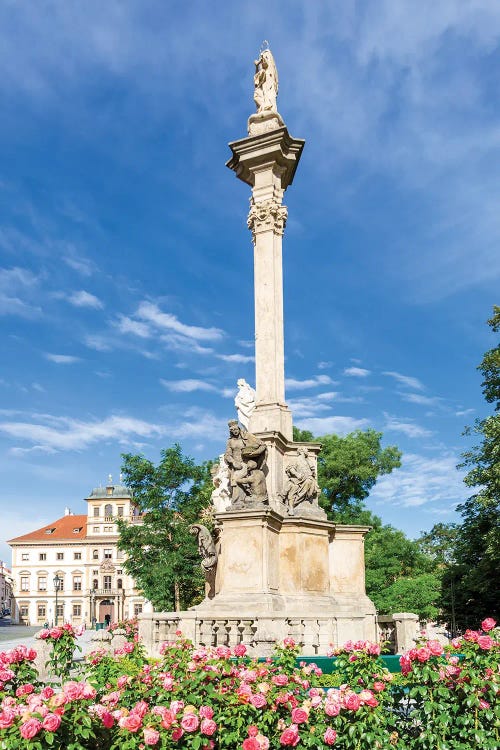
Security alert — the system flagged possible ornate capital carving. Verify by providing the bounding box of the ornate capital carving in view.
[247,199,288,241]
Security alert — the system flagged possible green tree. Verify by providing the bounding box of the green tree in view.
[117,445,213,611]
[443,307,500,630]
[293,426,402,521]
[417,522,459,566]
[375,573,442,622]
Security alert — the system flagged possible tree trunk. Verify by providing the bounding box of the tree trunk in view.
[174,580,180,611]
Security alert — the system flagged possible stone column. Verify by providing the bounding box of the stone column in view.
[227,128,304,441]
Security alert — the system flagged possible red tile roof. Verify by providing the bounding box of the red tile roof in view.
[8,515,88,543]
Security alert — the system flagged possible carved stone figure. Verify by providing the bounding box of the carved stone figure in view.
[210,454,231,513]
[254,48,279,114]
[235,459,268,506]
[189,524,218,598]
[283,447,320,515]
[234,378,256,429]
[224,420,267,507]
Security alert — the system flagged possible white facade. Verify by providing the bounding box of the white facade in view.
[8,480,147,627]
[0,561,13,615]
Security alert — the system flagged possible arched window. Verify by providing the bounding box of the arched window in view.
[117,578,123,589]
[104,504,113,519]
[92,549,99,560]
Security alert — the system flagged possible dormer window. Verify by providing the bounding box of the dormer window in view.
[45,528,55,535]
[73,527,82,533]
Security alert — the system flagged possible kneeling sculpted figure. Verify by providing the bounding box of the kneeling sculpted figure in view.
[189,523,218,599]
[224,420,268,508]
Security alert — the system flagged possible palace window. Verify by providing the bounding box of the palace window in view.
[104,503,113,519]
[38,577,47,591]
[103,575,112,591]
[92,579,98,589]
[134,603,143,616]
[117,506,124,517]
[39,553,46,561]
[104,549,112,559]
[20,605,29,618]
[74,552,81,560]
[56,604,64,618]
[72,604,81,617]
[93,507,100,517]
[37,605,46,618]
[92,550,99,560]
[117,579,123,589]
[56,552,64,560]
[20,577,29,592]
[104,526,113,532]
[73,576,82,591]
[21,553,29,561]
[93,526,100,533]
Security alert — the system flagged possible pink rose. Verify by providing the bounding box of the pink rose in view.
[248,725,259,737]
[41,686,55,700]
[373,681,385,693]
[280,725,300,746]
[477,635,493,650]
[479,699,490,709]
[38,629,50,640]
[273,674,289,686]
[451,637,461,648]
[163,675,175,690]
[181,713,200,732]
[43,713,62,732]
[256,734,270,750]
[428,641,444,656]
[101,711,114,728]
[119,713,143,732]
[49,627,63,639]
[160,710,174,729]
[324,701,340,717]
[143,727,160,745]
[416,647,431,662]
[324,727,337,745]
[290,707,308,724]
[82,683,97,699]
[243,739,260,750]
[481,618,496,632]
[27,648,37,660]
[367,642,381,656]
[172,727,184,741]
[132,700,149,718]
[199,706,214,719]
[0,668,15,682]
[250,693,267,709]
[234,643,247,657]
[16,683,34,696]
[170,700,184,715]
[344,693,361,711]
[0,709,15,729]
[20,718,42,740]
[283,637,296,649]
[201,718,217,736]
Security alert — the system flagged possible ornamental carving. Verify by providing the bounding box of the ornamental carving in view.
[247,199,288,240]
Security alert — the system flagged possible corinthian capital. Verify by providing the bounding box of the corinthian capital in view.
[247,199,288,241]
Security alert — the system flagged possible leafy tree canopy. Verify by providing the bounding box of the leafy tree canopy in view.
[117,445,213,612]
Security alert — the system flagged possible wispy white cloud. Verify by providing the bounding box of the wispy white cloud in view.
[285,375,336,391]
[383,371,425,391]
[137,301,224,342]
[0,412,165,452]
[160,378,219,394]
[0,266,41,317]
[45,353,81,364]
[115,315,151,338]
[384,413,433,439]
[62,252,95,277]
[317,361,332,370]
[370,452,467,509]
[84,334,112,352]
[216,353,254,364]
[400,392,442,407]
[455,408,475,417]
[67,290,103,309]
[344,366,371,377]
[295,415,369,436]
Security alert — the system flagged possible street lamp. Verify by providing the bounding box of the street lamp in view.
[53,574,61,626]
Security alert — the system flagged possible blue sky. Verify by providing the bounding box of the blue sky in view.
[1,1,499,565]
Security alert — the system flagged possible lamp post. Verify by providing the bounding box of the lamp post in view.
[53,574,61,626]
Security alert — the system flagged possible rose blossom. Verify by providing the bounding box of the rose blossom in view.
[481,618,496,632]
[181,713,200,732]
[49,627,63,639]
[324,701,340,717]
[273,674,289,686]
[344,692,361,711]
[143,727,160,745]
[170,700,184,715]
[428,640,444,656]
[234,643,247,657]
[477,635,493,650]
[16,683,34,697]
[280,725,300,746]
[0,709,15,729]
[20,718,42,740]
[201,718,217,736]
[250,693,267,709]
[367,642,381,656]
[172,727,184,741]
[290,707,308,724]
[132,700,149,718]
[119,713,143,732]
[243,740,261,750]
[43,713,62,732]
[199,705,214,719]
[101,711,114,728]
[373,681,385,693]
[283,637,296,649]
[479,699,490,709]
[416,647,431,662]
[40,686,55,700]
[324,727,337,745]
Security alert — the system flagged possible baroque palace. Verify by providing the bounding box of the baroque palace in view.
[8,478,147,627]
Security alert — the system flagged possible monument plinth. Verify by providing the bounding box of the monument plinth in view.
[139,47,377,656]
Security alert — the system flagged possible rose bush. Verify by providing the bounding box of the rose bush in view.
[38,622,85,680]
[0,618,498,748]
